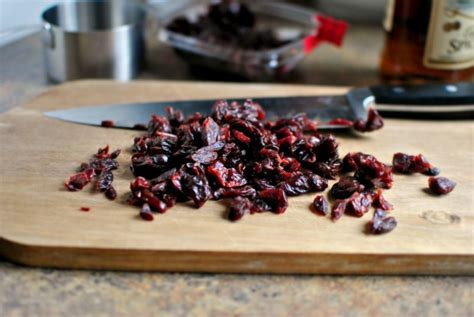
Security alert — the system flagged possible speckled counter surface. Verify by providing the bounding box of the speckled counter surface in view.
[0,26,473,317]
[1,261,473,317]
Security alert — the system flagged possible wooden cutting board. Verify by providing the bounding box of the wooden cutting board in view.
[0,80,472,274]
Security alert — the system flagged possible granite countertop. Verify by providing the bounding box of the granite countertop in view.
[0,25,472,317]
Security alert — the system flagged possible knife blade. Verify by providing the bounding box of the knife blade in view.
[44,82,474,130]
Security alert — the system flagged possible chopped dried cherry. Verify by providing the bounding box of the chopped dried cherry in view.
[369,209,397,234]
[279,173,311,196]
[228,197,254,221]
[201,117,220,146]
[98,171,113,192]
[312,195,329,216]
[105,186,117,200]
[65,168,95,191]
[259,188,288,214]
[428,177,456,195]
[371,188,393,211]
[393,152,440,176]
[214,185,257,200]
[208,161,247,188]
[65,145,120,203]
[353,108,384,132]
[101,120,115,128]
[140,203,154,221]
[328,118,353,127]
[330,176,365,199]
[191,147,218,164]
[181,173,211,207]
[345,192,372,217]
[331,199,347,221]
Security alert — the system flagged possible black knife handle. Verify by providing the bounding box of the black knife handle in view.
[370,82,474,105]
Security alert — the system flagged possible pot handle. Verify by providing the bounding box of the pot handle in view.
[42,23,55,50]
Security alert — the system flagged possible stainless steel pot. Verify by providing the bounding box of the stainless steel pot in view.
[41,1,145,82]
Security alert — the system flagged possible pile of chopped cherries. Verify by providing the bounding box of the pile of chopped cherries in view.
[65,145,120,201]
[65,99,456,235]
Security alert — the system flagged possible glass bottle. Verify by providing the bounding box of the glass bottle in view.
[380,0,474,82]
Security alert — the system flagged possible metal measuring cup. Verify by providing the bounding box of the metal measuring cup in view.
[41,0,146,82]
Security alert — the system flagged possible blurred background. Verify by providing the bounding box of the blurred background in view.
[0,0,472,111]
[0,0,387,44]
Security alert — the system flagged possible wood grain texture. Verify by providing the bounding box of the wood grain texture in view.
[0,80,473,274]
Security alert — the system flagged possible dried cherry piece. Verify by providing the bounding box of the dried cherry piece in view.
[305,172,329,191]
[330,176,365,199]
[228,197,254,221]
[279,173,310,196]
[140,203,154,221]
[130,177,151,191]
[110,149,121,159]
[428,177,456,195]
[424,167,441,177]
[313,162,338,180]
[79,162,90,172]
[353,159,393,190]
[214,186,257,200]
[253,179,275,190]
[201,117,220,146]
[392,152,412,174]
[148,114,172,135]
[369,209,397,234]
[292,113,318,132]
[101,120,115,128]
[191,148,218,165]
[150,181,168,195]
[345,192,372,217]
[259,188,288,214]
[412,154,437,175]
[353,108,384,132]
[162,194,177,208]
[331,199,347,221]
[312,195,329,215]
[96,145,110,159]
[392,152,440,176]
[98,171,113,192]
[232,130,251,145]
[328,118,353,127]
[208,161,247,188]
[341,152,359,172]
[65,168,95,191]
[141,189,167,213]
[151,168,177,183]
[133,124,147,130]
[281,157,301,173]
[80,206,91,212]
[314,134,338,163]
[166,107,184,127]
[371,188,393,211]
[105,186,117,200]
[181,173,211,207]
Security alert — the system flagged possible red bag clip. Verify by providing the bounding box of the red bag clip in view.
[304,15,348,54]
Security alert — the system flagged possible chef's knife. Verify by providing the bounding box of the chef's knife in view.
[44,82,474,130]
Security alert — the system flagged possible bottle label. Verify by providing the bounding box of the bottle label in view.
[423,0,474,70]
[383,0,396,32]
